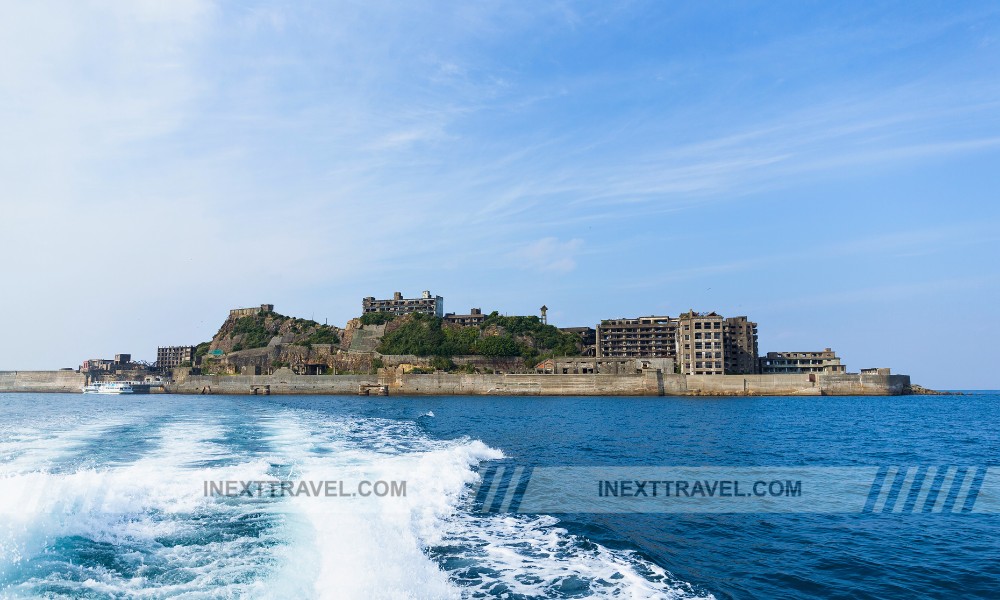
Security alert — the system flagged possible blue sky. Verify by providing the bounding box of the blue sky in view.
[2,1,999,389]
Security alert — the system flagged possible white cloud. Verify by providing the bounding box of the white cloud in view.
[509,237,584,273]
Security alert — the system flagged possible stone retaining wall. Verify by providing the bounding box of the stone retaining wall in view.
[1,370,911,396]
[0,371,88,393]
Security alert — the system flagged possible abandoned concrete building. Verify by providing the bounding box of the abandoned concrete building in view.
[363,291,444,317]
[596,316,678,360]
[759,349,846,374]
[157,346,196,369]
[443,308,486,326]
[229,304,274,319]
[597,311,759,376]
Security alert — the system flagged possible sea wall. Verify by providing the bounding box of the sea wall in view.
[388,371,674,396]
[685,373,911,396]
[168,371,377,395]
[162,370,910,396]
[0,371,87,393]
[0,369,911,396]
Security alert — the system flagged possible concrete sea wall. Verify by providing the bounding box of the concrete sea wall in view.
[0,371,87,393]
[684,373,911,396]
[388,371,676,396]
[1,370,912,396]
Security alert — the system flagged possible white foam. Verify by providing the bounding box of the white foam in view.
[254,408,709,599]
[257,409,500,599]
[432,513,713,599]
[1,403,711,599]
[0,418,285,597]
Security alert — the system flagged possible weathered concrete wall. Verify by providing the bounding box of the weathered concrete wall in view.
[685,373,911,396]
[819,373,910,395]
[0,371,87,393]
[389,371,680,396]
[168,370,377,395]
[1,369,911,396]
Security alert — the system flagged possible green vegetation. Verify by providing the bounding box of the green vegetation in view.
[223,311,339,352]
[194,342,211,358]
[376,311,582,365]
[430,356,455,371]
[481,312,579,356]
[304,327,340,346]
[230,315,275,349]
[360,312,397,325]
[377,313,463,356]
[475,335,519,357]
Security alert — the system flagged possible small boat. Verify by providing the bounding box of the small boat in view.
[82,381,135,394]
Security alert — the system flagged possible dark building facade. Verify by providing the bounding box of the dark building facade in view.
[597,311,758,375]
[363,291,444,318]
[675,311,725,375]
[759,349,845,374]
[596,316,678,359]
[443,308,486,326]
[157,346,196,369]
[724,316,759,375]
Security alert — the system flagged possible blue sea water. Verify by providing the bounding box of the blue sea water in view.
[0,392,997,598]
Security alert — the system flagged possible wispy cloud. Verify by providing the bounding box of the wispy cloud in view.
[509,237,584,273]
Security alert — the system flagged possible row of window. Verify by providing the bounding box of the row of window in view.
[692,332,722,340]
[684,361,723,370]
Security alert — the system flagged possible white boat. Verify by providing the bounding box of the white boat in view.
[82,381,135,394]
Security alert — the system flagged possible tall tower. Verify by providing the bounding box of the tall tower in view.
[540,305,548,325]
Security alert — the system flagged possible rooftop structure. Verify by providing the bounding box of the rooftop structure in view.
[443,308,485,326]
[362,291,444,318]
[230,304,274,319]
[80,353,139,373]
[759,349,846,374]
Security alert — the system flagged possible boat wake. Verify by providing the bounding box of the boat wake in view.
[0,401,710,598]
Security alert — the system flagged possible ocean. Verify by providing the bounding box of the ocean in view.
[0,392,997,599]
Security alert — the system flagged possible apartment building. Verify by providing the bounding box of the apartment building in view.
[597,311,759,376]
[157,346,196,369]
[443,308,486,326]
[759,349,846,374]
[362,291,444,317]
[724,316,759,375]
[596,316,678,359]
[675,311,726,375]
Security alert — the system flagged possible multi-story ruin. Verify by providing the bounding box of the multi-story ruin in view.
[362,291,444,317]
[759,349,846,374]
[157,346,196,369]
[597,311,758,375]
